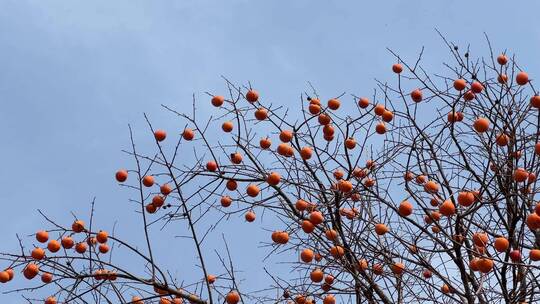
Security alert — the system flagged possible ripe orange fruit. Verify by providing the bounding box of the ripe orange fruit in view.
[226,180,238,191]
[530,249,540,261]
[225,291,240,304]
[392,63,403,74]
[357,259,368,271]
[146,203,157,213]
[222,121,234,132]
[410,89,422,102]
[211,95,224,107]
[142,175,155,187]
[230,152,243,164]
[96,231,108,243]
[381,110,394,122]
[260,137,272,149]
[463,90,475,101]
[516,72,529,85]
[309,211,324,225]
[345,137,356,149]
[72,220,85,233]
[115,169,128,182]
[329,246,345,258]
[206,161,218,172]
[527,213,540,230]
[254,108,268,120]
[308,103,321,115]
[477,258,493,273]
[246,184,260,197]
[75,242,88,254]
[132,296,144,304]
[98,244,109,254]
[441,284,451,294]
[358,97,369,108]
[325,229,338,241]
[391,262,405,275]
[514,168,529,182]
[473,118,489,133]
[245,211,256,222]
[160,184,172,196]
[295,199,309,211]
[182,128,195,140]
[318,113,331,125]
[338,180,353,192]
[470,81,484,93]
[23,264,39,280]
[457,191,475,207]
[439,200,455,216]
[374,104,385,116]
[154,130,167,142]
[45,297,57,304]
[472,232,489,247]
[300,248,314,263]
[531,95,540,108]
[497,54,508,65]
[31,247,45,260]
[0,271,9,283]
[279,130,294,142]
[375,122,386,134]
[207,274,217,284]
[300,147,312,160]
[496,133,509,146]
[328,98,340,110]
[61,237,74,249]
[152,195,165,208]
[310,269,324,282]
[494,237,509,252]
[271,231,289,244]
[41,272,53,284]
[398,200,413,217]
[301,220,315,233]
[372,263,384,275]
[424,180,439,193]
[323,295,336,304]
[374,223,389,235]
[497,73,508,84]
[47,240,61,253]
[453,79,467,91]
[36,230,49,243]
[266,172,281,186]
[220,196,232,207]
[246,90,259,103]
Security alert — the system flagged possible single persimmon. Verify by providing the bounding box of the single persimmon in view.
[410,89,422,102]
[211,95,224,107]
[358,97,369,108]
[453,79,467,91]
[47,240,61,253]
[182,128,195,140]
[154,130,167,142]
[516,72,529,85]
[115,169,128,182]
[246,90,259,103]
[260,137,271,149]
[36,230,49,243]
[392,63,403,73]
[245,211,256,222]
[222,121,234,132]
[254,108,268,120]
[142,175,155,187]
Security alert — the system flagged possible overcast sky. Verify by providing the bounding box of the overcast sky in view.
[1,0,540,301]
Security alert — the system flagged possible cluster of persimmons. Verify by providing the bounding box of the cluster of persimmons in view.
[3,46,540,304]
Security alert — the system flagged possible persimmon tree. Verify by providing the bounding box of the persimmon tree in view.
[2,38,540,304]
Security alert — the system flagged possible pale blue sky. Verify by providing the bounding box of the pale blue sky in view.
[1,0,540,301]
